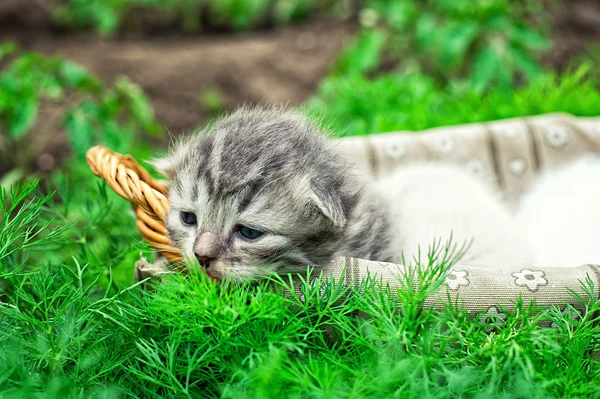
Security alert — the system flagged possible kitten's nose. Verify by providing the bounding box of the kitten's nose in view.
[195,254,216,268]
[194,231,221,268]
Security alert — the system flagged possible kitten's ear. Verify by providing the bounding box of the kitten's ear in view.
[148,140,190,178]
[147,156,175,179]
[308,186,347,230]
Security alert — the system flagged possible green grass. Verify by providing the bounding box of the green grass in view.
[308,64,600,137]
[2,180,600,398]
[2,64,600,396]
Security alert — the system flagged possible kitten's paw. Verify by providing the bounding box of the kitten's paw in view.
[135,253,172,284]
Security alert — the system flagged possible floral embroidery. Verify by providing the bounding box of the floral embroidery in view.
[467,159,485,176]
[384,142,406,160]
[434,136,454,154]
[445,270,469,291]
[479,306,507,332]
[512,269,547,292]
[545,126,569,148]
[508,158,527,177]
[550,306,582,329]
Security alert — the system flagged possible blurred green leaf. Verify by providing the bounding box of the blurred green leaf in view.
[8,96,39,139]
[60,61,99,90]
[439,22,480,68]
[201,87,226,114]
[333,30,387,76]
[380,1,417,30]
[337,0,555,91]
[95,3,122,36]
[470,48,501,90]
[65,107,94,159]
[52,0,334,35]
[509,23,551,51]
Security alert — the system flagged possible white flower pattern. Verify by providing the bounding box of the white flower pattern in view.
[445,270,469,291]
[384,142,406,160]
[545,126,569,148]
[508,158,527,177]
[434,136,454,154]
[512,269,547,292]
[479,306,507,332]
[467,159,485,176]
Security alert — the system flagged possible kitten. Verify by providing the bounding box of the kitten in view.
[150,107,532,281]
[375,163,533,269]
[516,155,600,268]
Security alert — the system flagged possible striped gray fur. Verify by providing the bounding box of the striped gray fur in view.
[152,107,392,281]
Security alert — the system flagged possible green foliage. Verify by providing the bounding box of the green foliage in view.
[0,42,161,179]
[335,0,556,90]
[0,180,68,265]
[0,243,145,397]
[1,184,600,397]
[309,64,600,137]
[51,0,336,36]
[0,42,96,141]
[41,157,166,290]
[209,0,273,30]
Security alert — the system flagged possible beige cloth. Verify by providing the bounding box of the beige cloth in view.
[336,113,600,200]
[136,113,600,322]
[283,258,598,328]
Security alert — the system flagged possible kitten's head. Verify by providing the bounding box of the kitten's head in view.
[151,108,362,281]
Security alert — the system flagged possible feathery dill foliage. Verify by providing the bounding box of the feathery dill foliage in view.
[0,181,68,263]
[1,178,600,398]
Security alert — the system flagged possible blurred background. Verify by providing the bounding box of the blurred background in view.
[0,0,599,185]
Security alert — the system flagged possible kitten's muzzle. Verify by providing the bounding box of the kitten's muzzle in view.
[195,252,220,281]
[194,231,222,268]
[195,254,216,268]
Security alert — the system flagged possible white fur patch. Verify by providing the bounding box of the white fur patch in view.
[517,155,600,267]
[375,162,533,268]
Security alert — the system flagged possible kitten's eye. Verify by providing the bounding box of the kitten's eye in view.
[236,225,264,240]
[180,211,197,226]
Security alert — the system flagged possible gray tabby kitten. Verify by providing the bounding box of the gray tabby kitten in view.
[150,107,532,281]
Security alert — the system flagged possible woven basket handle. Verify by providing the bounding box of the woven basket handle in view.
[86,145,183,265]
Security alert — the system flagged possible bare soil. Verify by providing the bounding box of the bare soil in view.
[542,0,600,70]
[2,26,354,135]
